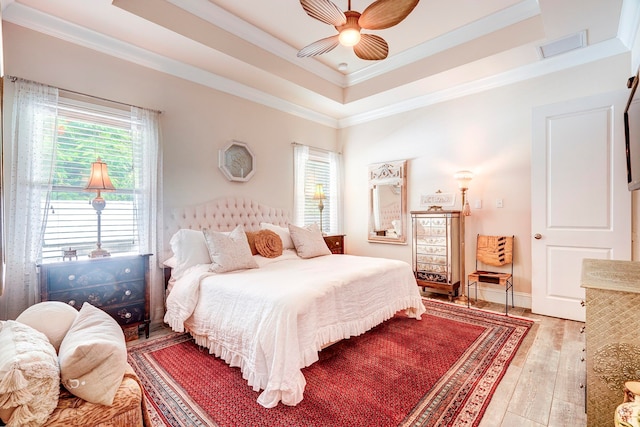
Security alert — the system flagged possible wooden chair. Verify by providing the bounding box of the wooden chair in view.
[467,235,515,315]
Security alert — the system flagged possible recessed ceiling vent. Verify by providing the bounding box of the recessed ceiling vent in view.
[538,30,587,59]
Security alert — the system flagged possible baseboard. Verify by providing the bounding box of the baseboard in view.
[462,285,531,309]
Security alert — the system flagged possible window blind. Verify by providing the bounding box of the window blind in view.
[42,97,139,261]
[303,152,331,233]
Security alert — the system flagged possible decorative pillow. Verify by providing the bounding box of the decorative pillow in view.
[0,320,60,427]
[288,223,332,259]
[169,228,212,279]
[245,231,259,256]
[16,301,79,352]
[260,222,294,249]
[254,229,283,258]
[58,303,127,406]
[203,225,259,273]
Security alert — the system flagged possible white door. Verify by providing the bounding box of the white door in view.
[531,91,631,321]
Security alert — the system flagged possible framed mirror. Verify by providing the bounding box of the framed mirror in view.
[368,160,407,244]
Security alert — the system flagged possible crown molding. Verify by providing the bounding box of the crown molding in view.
[3,2,339,128]
[166,0,346,87]
[3,1,634,130]
[338,38,628,128]
[166,0,542,89]
[346,0,541,86]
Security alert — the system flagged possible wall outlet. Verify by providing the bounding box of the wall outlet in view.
[496,199,504,208]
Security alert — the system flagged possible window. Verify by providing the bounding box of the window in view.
[34,94,159,262]
[4,78,160,319]
[293,144,342,234]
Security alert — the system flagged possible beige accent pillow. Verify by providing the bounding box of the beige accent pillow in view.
[58,303,127,406]
[16,301,79,352]
[260,222,294,249]
[288,223,332,259]
[0,320,60,427]
[203,225,259,273]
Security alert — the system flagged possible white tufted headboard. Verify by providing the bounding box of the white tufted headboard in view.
[162,197,291,261]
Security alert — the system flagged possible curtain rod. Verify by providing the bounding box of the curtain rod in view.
[6,75,162,114]
[291,142,341,155]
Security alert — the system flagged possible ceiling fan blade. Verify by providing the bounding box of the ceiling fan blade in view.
[297,35,341,57]
[359,0,419,30]
[354,34,389,60]
[300,0,346,26]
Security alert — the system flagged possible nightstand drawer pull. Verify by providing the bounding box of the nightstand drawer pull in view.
[40,254,151,341]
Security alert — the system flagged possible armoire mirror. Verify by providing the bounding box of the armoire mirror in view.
[368,160,407,244]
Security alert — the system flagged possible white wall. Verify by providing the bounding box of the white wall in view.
[341,54,632,305]
[3,22,338,322]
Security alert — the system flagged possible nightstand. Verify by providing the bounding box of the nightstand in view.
[324,235,345,254]
[39,254,151,341]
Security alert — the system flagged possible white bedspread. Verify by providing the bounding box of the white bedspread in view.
[164,252,425,408]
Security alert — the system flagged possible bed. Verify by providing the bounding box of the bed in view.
[162,197,426,408]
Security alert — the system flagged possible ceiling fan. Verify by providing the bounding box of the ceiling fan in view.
[297,0,419,61]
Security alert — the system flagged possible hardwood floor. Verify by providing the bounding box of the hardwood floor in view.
[435,293,588,427]
[132,293,587,427]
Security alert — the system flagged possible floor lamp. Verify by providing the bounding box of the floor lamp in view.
[85,158,116,258]
[313,183,326,234]
[455,170,473,217]
[454,170,473,304]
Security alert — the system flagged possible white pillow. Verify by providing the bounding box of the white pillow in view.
[203,225,259,273]
[58,303,127,406]
[169,229,212,279]
[260,222,294,249]
[0,321,60,427]
[16,301,79,352]
[162,256,177,269]
[288,223,332,259]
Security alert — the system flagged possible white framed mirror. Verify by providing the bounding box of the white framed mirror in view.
[368,160,407,244]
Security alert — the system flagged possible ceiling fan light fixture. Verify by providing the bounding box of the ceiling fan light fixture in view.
[339,27,361,46]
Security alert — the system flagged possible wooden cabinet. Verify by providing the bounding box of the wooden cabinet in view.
[411,210,463,300]
[324,235,345,254]
[39,254,150,341]
[581,258,640,427]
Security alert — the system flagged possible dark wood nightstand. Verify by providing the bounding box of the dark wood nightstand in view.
[39,254,151,341]
[324,235,345,254]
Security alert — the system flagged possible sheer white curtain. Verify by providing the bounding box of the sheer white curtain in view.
[1,80,58,320]
[328,151,343,235]
[293,144,309,226]
[131,106,163,323]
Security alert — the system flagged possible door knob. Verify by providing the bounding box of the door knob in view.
[534,233,542,240]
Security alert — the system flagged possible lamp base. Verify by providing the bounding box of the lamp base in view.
[454,294,469,305]
[89,247,111,258]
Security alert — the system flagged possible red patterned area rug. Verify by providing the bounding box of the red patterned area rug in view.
[128,299,533,427]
